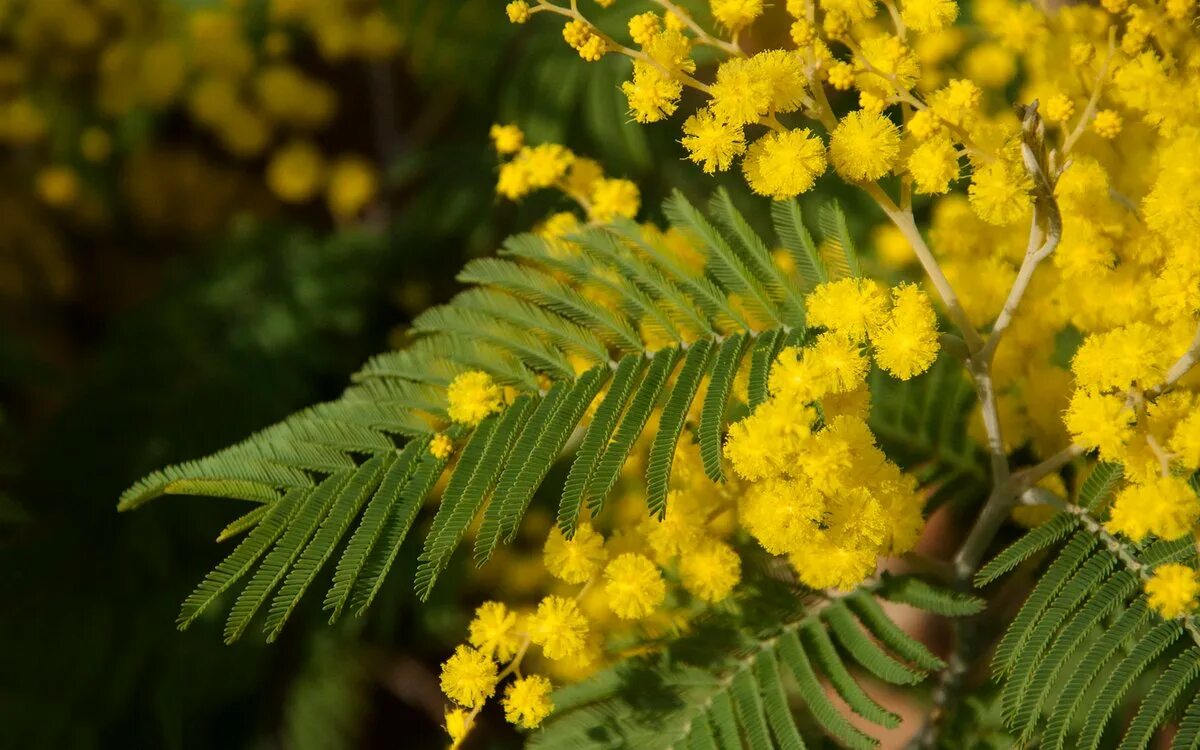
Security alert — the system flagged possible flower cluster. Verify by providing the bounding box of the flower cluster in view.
[724,279,937,589]
[491,123,641,224]
[508,0,1200,623]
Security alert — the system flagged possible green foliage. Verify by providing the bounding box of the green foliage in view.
[978,462,1200,749]
[122,192,881,641]
[532,577,980,749]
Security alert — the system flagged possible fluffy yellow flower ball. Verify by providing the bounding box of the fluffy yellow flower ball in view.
[1145,563,1200,619]
[830,110,901,182]
[588,178,640,222]
[901,0,958,32]
[1107,476,1200,542]
[446,371,504,426]
[439,645,498,708]
[503,675,555,728]
[527,595,589,660]
[680,541,742,602]
[869,283,941,380]
[468,601,522,661]
[603,553,666,619]
[805,278,890,341]
[710,0,764,31]
[743,128,827,199]
[429,433,454,460]
[326,156,378,221]
[543,523,607,584]
[681,109,746,174]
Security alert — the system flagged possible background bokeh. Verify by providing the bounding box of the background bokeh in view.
[0,1,876,747]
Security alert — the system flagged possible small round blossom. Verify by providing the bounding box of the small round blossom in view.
[447,370,504,425]
[901,0,958,32]
[444,708,472,748]
[603,553,666,619]
[621,62,682,123]
[503,675,555,728]
[826,61,855,90]
[1107,476,1200,542]
[791,18,816,46]
[907,136,960,194]
[429,433,454,460]
[439,645,498,708]
[1093,109,1122,138]
[680,541,741,602]
[628,12,661,45]
[543,523,606,584]
[527,595,589,660]
[805,278,890,341]
[907,109,941,140]
[869,283,940,380]
[489,123,524,154]
[830,110,901,182]
[468,601,522,661]
[681,109,746,174]
[1042,94,1075,124]
[506,1,531,23]
[742,129,827,200]
[35,166,80,208]
[1065,390,1133,457]
[968,161,1032,226]
[1145,563,1200,619]
[709,58,772,126]
[710,0,764,31]
[588,178,640,222]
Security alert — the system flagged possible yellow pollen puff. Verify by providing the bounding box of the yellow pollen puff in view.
[544,523,607,584]
[439,645,498,708]
[503,675,555,729]
[446,370,505,426]
[830,110,901,182]
[506,1,531,23]
[805,277,890,341]
[869,283,941,380]
[1042,94,1075,124]
[1092,109,1122,138]
[680,540,741,602]
[742,128,827,199]
[968,160,1032,226]
[826,61,855,91]
[628,13,662,46]
[622,62,683,123]
[681,109,746,174]
[490,123,524,155]
[429,433,454,460]
[901,0,958,32]
[1065,389,1133,458]
[1106,476,1200,542]
[527,595,589,660]
[710,0,765,31]
[907,136,960,194]
[1145,563,1200,619]
[603,553,666,619]
[588,178,640,222]
[468,601,522,661]
[791,19,816,46]
[444,708,472,748]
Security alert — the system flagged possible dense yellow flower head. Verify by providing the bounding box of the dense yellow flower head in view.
[444,708,471,749]
[588,178,640,222]
[743,129,827,199]
[681,109,746,174]
[527,595,589,660]
[1106,476,1200,543]
[1145,563,1200,619]
[680,540,741,602]
[710,0,764,31]
[429,433,454,460]
[503,675,555,728]
[490,123,525,155]
[830,110,901,182]
[447,371,505,426]
[869,283,940,380]
[544,523,607,584]
[439,645,498,708]
[468,602,523,661]
[806,278,889,341]
[907,137,960,194]
[603,553,666,619]
[901,0,958,32]
[325,156,377,221]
